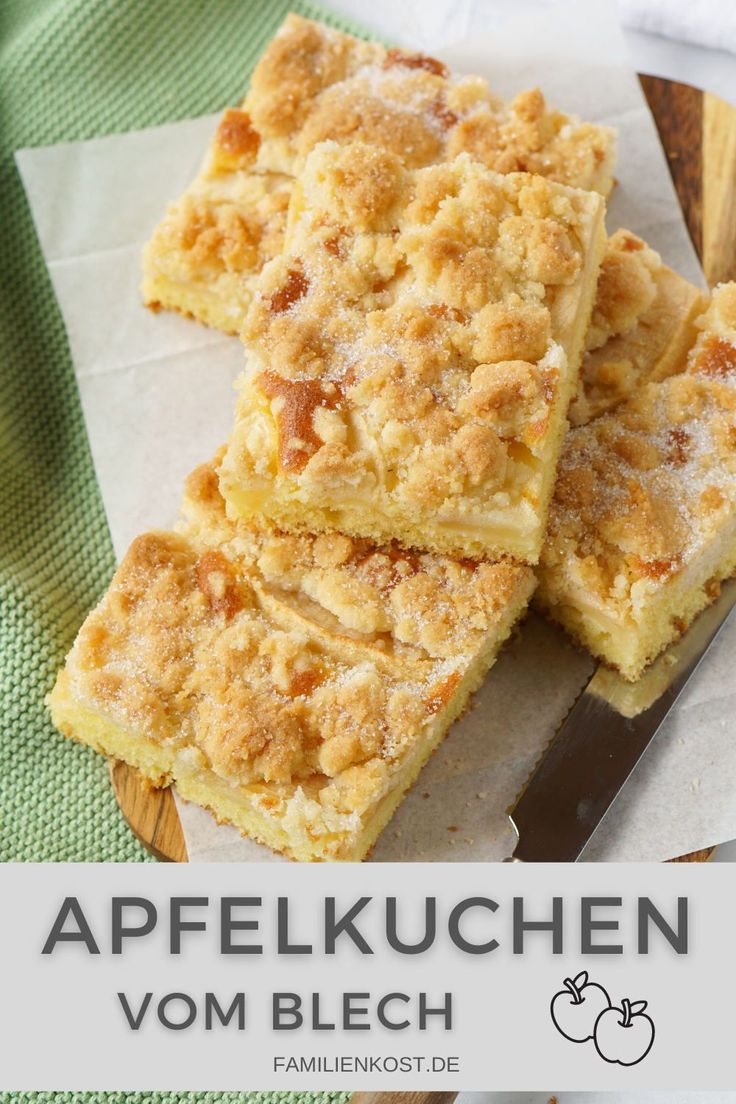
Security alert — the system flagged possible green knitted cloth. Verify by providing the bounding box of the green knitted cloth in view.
[0,1095,350,1104]
[0,0,374,865]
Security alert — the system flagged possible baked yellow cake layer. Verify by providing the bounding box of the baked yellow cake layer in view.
[537,283,736,680]
[220,142,607,563]
[142,13,616,335]
[144,170,292,334]
[48,459,534,861]
[571,229,707,425]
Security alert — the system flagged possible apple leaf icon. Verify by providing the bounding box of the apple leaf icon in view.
[594,997,655,1066]
[550,971,611,1043]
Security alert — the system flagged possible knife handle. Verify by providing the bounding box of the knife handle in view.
[350,1094,458,1104]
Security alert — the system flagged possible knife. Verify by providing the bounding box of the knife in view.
[507,577,736,862]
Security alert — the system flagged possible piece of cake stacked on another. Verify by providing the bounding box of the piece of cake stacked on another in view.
[142,12,615,335]
[537,282,736,681]
[220,141,607,563]
[48,458,534,861]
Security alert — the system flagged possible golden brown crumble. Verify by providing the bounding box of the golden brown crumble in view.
[383,48,450,78]
[60,458,534,794]
[221,141,605,561]
[243,17,614,185]
[585,229,660,352]
[570,231,706,425]
[695,335,736,378]
[142,13,615,335]
[256,371,341,472]
[211,109,261,172]
[144,180,291,297]
[541,285,736,613]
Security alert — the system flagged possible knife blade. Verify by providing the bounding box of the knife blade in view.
[507,577,736,862]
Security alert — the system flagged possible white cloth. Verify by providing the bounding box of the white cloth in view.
[329,0,736,106]
[619,0,736,54]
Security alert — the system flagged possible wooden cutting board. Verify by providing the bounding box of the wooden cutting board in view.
[111,75,736,865]
[349,1093,458,1104]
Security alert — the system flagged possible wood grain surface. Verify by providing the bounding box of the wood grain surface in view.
[113,76,735,865]
[350,1093,458,1104]
[110,759,187,862]
[640,76,736,284]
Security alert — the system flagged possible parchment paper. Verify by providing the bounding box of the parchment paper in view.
[16,0,736,863]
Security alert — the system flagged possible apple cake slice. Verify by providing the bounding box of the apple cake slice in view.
[142,13,615,335]
[219,141,607,564]
[571,229,706,425]
[48,457,534,861]
[537,283,736,680]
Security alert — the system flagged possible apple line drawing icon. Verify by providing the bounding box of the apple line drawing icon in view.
[594,997,655,1066]
[550,970,611,1043]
